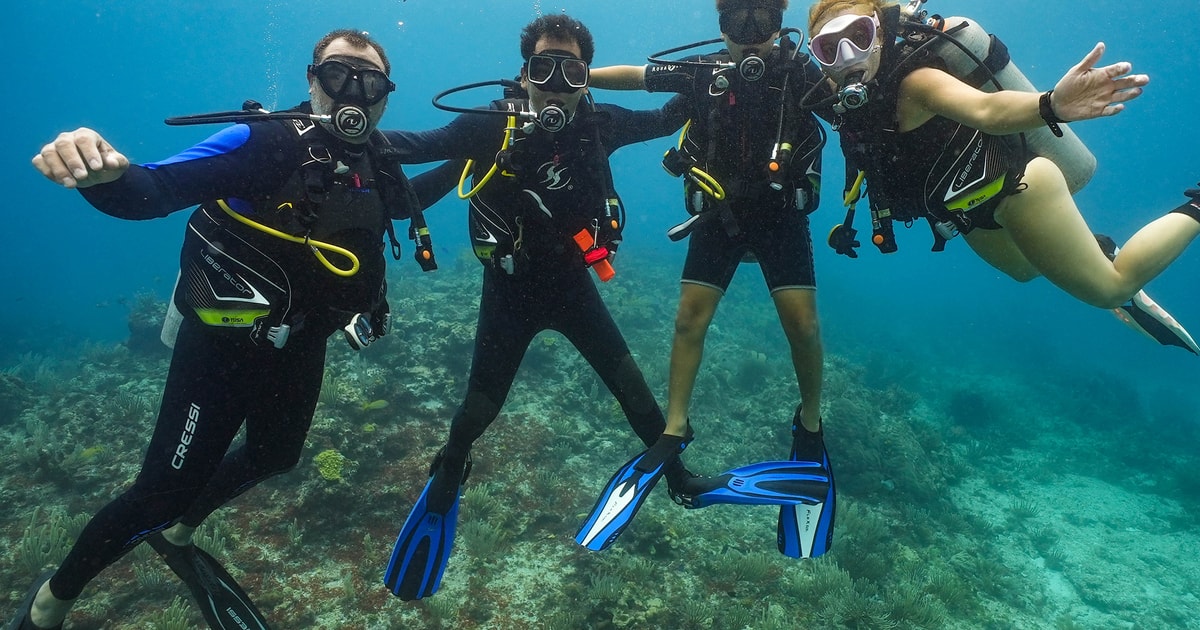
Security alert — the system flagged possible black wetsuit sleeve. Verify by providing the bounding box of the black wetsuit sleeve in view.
[644,58,702,94]
[410,159,468,210]
[78,123,296,220]
[380,112,501,164]
[597,98,688,152]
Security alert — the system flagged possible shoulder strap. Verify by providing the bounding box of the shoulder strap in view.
[368,131,437,271]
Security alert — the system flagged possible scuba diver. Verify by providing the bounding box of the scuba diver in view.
[17,30,439,630]
[377,14,694,601]
[581,0,836,559]
[810,0,1200,353]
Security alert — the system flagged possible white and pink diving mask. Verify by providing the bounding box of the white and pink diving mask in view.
[809,13,880,71]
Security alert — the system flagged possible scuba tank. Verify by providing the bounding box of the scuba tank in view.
[907,8,1097,193]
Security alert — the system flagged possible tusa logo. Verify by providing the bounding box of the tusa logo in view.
[171,403,201,470]
[963,192,989,208]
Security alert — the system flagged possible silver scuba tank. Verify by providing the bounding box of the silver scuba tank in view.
[920,16,1097,193]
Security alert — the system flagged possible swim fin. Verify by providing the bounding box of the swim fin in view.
[672,460,830,509]
[777,423,836,558]
[6,570,60,630]
[575,434,686,552]
[146,533,272,630]
[384,452,470,601]
[1113,290,1200,354]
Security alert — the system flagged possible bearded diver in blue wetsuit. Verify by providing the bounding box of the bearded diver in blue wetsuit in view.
[16,30,439,630]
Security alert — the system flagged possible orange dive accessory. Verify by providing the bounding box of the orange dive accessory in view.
[573,224,615,282]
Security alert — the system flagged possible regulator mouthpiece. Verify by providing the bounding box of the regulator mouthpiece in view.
[333,104,370,138]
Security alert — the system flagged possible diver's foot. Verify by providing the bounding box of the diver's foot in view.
[427,449,471,514]
[664,456,702,506]
[8,571,66,630]
[1114,290,1200,354]
[791,422,827,466]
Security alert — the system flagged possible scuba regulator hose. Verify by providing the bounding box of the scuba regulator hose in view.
[166,101,364,277]
[432,79,584,200]
[431,80,570,200]
[216,200,360,277]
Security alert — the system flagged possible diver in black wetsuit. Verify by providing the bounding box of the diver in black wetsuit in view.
[18,30,434,630]
[378,15,692,599]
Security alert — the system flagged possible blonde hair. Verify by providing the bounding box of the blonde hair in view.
[808,0,890,33]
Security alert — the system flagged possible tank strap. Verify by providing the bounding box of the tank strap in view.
[960,34,1011,89]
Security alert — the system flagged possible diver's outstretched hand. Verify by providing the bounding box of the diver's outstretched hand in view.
[33,127,129,189]
[1050,42,1149,122]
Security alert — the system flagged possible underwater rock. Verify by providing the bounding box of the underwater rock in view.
[126,293,170,357]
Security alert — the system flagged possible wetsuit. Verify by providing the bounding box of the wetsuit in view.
[837,50,1030,235]
[645,50,827,293]
[382,99,685,473]
[49,103,419,600]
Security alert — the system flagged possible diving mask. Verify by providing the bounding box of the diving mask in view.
[526,52,589,93]
[809,13,879,70]
[309,57,395,139]
[719,5,784,45]
[309,58,395,106]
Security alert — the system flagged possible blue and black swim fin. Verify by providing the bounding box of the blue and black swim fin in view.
[575,434,686,552]
[671,460,830,509]
[777,422,836,558]
[384,452,471,601]
[146,532,272,630]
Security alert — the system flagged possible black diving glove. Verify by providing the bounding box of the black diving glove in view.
[1185,186,1200,203]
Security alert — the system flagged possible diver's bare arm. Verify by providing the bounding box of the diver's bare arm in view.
[589,65,648,90]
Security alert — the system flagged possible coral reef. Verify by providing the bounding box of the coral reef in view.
[1,259,1198,629]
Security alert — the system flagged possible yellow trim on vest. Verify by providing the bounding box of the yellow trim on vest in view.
[193,308,270,327]
[945,174,1006,213]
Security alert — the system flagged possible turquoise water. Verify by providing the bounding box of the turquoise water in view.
[4,1,1199,628]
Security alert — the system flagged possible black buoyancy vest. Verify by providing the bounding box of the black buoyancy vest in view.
[837,42,1019,228]
[685,48,824,214]
[468,99,621,271]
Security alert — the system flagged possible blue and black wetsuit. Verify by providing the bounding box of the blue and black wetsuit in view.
[382,99,685,476]
[49,103,424,600]
[644,49,827,294]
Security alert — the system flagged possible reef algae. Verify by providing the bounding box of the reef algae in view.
[1,260,1198,628]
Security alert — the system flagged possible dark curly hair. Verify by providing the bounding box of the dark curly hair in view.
[716,0,789,11]
[519,14,595,64]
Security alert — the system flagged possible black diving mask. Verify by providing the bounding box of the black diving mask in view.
[309,58,396,106]
[526,52,589,93]
[719,5,783,45]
